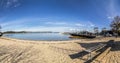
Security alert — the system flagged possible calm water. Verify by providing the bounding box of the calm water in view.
[3,33,71,41]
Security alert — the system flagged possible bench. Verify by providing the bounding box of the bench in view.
[91,47,111,63]
[85,40,114,63]
[69,43,106,59]
[85,44,106,53]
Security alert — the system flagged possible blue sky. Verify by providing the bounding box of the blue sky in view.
[0,0,119,32]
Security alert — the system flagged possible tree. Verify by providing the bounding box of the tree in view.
[94,27,99,35]
[101,27,107,36]
[102,27,106,31]
[110,16,120,34]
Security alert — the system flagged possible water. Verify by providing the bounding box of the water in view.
[3,33,71,41]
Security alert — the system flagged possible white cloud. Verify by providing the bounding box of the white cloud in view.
[0,0,21,8]
[0,18,71,32]
[107,16,114,20]
[75,23,85,26]
[74,21,95,27]
[2,25,26,32]
[88,21,95,27]
[1,17,96,32]
[12,26,72,32]
[45,22,67,25]
[1,17,52,27]
[106,0,120,20]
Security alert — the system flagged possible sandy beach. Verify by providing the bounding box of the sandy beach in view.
[0,37,120,63]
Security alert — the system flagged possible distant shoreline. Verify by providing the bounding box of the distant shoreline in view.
[3,31,59,34]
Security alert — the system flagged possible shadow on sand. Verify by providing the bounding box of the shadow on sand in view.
[69,40,120,63]
[69,42,106,59]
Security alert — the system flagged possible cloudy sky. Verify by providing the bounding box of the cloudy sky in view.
[0,0,119,32]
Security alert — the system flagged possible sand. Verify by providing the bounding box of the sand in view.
[0,37,120,63]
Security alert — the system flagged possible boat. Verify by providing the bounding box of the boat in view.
[69,31,96,38]
[69,33,96,38]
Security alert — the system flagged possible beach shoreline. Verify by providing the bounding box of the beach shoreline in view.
[1,36,120,43]
[0,37,120,63]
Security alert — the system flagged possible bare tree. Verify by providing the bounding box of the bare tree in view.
[110,16,120,34]
[102,27,106,36]
[94,27,99,35]
[103,27,106,31]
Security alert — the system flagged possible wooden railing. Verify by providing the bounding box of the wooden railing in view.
[70,40,115,63]
[91,47,111,63]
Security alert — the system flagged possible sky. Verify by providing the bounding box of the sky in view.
[0,0,119,32]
